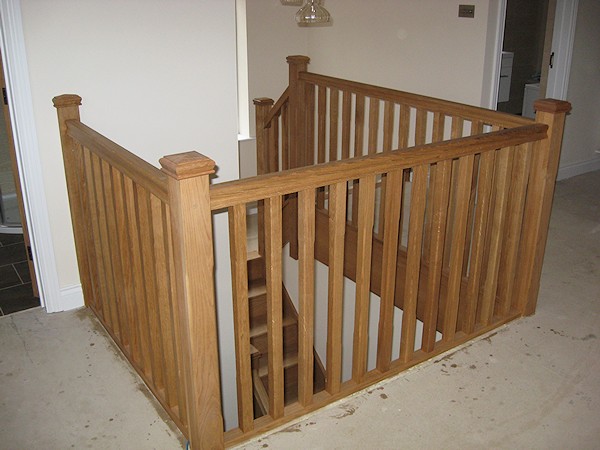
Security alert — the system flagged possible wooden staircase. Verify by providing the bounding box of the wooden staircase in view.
[247,251,326,416]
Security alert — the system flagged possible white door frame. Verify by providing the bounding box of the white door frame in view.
[487,0,579,108]
[0,0,64,312]
[546,0,579,100]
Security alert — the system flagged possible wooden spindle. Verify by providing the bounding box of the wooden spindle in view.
[441,155,474,342]
[399,165,428,363]
[298,188,316,405]
[228,203,254,432]
[341,91,352,160]
[352,174,376,382]
[354,94,366,158]
[263,195,284,418]
[151,196,179,409]
[368,98,380,155]
[137,184,165,388]
[376,169,403,371]
[123,174,153,379]
[421,158,451,351]
[497,143,532,317]
[479,146,512,326]
[326,181,347,394]
[329,89,340,162]
[461,150,495,333]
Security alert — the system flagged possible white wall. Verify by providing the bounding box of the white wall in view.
[245,0,308,136]
[247,0,499,113]
[307,0,493,106]
[20,0,239,286]
[558,0,600,179]
[17,0,240,428]
[242,0,499,176]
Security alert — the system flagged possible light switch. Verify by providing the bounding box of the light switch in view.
[459,4,475,18]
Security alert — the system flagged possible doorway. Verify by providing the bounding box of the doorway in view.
[493,0,578,115]
[0,48,40,315]
[496,0,552,116]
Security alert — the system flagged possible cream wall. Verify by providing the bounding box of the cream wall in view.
[307,0,492,106]
[21,0,239,287]
[558,0,600,178]
[246,0,495,110]
[246,0,308,136]
[18,0,240,427]
[242,0,499,177]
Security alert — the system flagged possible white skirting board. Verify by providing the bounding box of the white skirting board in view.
[557,158,600,181]
[54,284,84,312]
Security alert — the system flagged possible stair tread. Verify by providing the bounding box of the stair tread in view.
[249,316,296,339]
[247,250,262,261]
[257,354,298,378]
[248,280,267,298]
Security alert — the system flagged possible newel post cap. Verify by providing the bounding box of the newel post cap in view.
[160,151,216,180]
[52,94,82,108]
[253,97,275,106]
[534,98,572,114]
[286,55,310,65]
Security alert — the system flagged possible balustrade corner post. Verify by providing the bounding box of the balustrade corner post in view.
[52,94,94,306]
[287,55,310,169]
[514,99,571,316]
[160,151,224,450]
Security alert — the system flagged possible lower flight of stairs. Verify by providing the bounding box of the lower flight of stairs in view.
[247,251,326,417]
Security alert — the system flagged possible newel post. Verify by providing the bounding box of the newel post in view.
[159,152,224,450]
[287,55,310,169]
[514,99,571,316]
[253,98,274,256]
[53,94,95,306]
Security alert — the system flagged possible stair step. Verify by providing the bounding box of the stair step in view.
[247,251,265,282]
[248,280,267,299]
[250,315,296,339]
[257,354,298,378]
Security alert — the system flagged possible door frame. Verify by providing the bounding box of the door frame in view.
[486,0,579,108]
[0,0,63,312]
[545,0,579,100]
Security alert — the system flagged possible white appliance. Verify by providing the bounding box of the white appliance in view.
[498,51,514,103]
[522,82,541,118]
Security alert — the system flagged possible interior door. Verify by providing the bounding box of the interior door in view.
[0,51,39,298]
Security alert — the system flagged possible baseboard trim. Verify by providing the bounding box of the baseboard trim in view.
[56,284,84,312]
[557,158,600,180]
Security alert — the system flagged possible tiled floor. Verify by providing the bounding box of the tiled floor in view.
[0,233,39,315]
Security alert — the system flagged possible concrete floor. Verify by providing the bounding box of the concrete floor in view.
[1,170,598,449]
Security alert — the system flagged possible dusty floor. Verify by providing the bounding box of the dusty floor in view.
[234,169,600,450]
[0,170,598,449]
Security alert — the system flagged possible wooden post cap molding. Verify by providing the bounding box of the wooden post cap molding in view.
[52,94,82,108]
[534,99,572,114]
[253,97,275,106]
[160,151,216,180]
[286,55,310,65]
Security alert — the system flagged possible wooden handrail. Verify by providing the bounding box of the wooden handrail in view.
[66,121,169,202]
[210,123,547,210]
[300,72,534,129]
[262,87,290,127]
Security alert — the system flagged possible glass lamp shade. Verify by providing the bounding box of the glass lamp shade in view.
[295,0,331,24]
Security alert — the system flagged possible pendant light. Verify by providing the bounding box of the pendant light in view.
[295,0,331,25]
